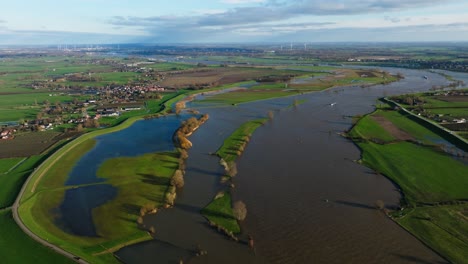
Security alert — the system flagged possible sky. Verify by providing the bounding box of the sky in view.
[0,0,468,44]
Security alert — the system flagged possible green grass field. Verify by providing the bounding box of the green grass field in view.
[0,209,75,264]
[94,151,180,238]
[350,107,468,263]
[0,157,24,174]
[0,156,44,208]
[347,114,395,142]
[378,110,446,144]
[0,93,74,122]
[359,141,468,205]
[216,119,267,163]
[201,90,297,105]
[201,193,240,234]
[398,205,468,264]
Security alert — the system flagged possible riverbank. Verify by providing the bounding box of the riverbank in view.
[16,115,157,263]
[16,108,214,263]
[348,106,468,263]
[11,66,420,264]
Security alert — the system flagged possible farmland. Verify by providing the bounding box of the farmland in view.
[349,107,468,263]
[391,89,468,139]
[199,68,398,105]
[1,45,466,264]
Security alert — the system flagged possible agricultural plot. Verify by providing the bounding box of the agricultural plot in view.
[158,67,303,89]
[391,90,468,137]
[350,108,468,263]
[0,131,62,158]
[200,68,397,105]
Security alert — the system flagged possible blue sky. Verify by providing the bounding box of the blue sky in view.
[0,0,467,44]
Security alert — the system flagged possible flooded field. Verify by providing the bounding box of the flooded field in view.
[59,67,464,263]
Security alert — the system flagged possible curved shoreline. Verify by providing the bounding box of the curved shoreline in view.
[13,115,147,263]
[11,68,422,263]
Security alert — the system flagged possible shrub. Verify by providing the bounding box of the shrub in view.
[233,201,247,221]
[171,170,185,188]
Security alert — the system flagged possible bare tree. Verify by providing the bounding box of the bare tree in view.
[268,110,274,120]
[233,201,247,221]
[375,200,385,210]
[171,170,185,188]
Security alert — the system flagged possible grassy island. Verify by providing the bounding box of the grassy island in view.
[202,118,268,235]
[216,118,268,163]
[349,106,468,264]
[201,192,240,234]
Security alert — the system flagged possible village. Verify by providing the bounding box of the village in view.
[0,82,171,140]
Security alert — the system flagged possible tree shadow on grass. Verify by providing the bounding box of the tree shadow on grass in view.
[142,193,164,203]
[121,203,141,216]
[139,173,170,185]
[391,253,448,264]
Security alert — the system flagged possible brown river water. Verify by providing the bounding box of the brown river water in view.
[115,68,462,263]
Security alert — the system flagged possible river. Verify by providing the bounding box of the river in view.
[113,68,465,263]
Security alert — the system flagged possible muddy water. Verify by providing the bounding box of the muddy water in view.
[115,68,463,263]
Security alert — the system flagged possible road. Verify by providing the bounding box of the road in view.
[12,166,89,264]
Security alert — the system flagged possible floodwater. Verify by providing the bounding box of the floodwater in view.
[115,68,464,263]
[57,115,187,236]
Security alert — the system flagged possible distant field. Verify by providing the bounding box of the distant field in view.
[158,67,303,89]
[391,90,468,135]
[0,131,62,158]
[200,68,397,105]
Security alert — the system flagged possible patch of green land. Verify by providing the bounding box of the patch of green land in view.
[0,156,44,208]
[347,114,395,142]
[399,205,468,264]
[202,118,267,235]
[94,151,180,238]
[0,209,74,264]
[216,118,267,163]
[350,108,468,263]
[358,141,468,205]
[0,157,24,174]
[200,69,398,105]
[201,90,293,105]
[201,192,240,234]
